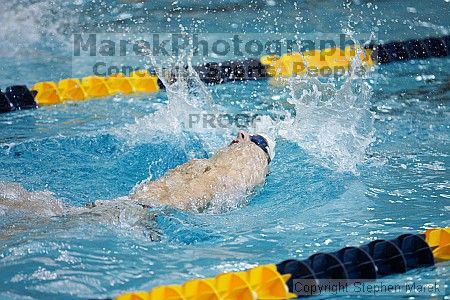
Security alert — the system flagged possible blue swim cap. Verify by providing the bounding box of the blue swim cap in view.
[250,134,271,163]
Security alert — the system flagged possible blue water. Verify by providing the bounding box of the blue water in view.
[1,0,450,299]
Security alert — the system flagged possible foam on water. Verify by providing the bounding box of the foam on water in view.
[278,68,375,174]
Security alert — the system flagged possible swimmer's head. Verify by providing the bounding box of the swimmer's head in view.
[230,131,274,163]
[250,134,272,163]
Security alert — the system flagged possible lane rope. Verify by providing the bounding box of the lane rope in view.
[0,34,449,113]
[114,228,449,300]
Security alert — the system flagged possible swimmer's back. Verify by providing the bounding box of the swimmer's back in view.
[130,141,268,210]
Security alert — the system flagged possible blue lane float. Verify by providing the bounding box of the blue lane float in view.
[0,85,37,113]
[359,239,408,276]
[372,35,450,63]
[333,246,377,280]
[0,90,14,112]
[276,233,436,297]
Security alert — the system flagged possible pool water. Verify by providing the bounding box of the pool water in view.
[1,0,449,299]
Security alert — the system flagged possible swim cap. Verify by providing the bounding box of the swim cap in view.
[250,133,275,163]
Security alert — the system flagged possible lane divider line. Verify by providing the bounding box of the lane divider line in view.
[1,35,449,113]
[114,228,449,300]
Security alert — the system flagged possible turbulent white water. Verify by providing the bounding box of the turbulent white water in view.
[114,47,375,175]
[279,72,374,174]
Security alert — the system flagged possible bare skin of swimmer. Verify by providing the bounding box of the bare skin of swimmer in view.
[0,131,269,216]
[130,131,268,211]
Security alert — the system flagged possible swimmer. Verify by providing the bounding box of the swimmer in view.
[0,131,274,223]
[129,130,274,211]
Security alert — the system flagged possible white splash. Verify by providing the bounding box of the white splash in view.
[113,47,235,153]
[278,64,375,174]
